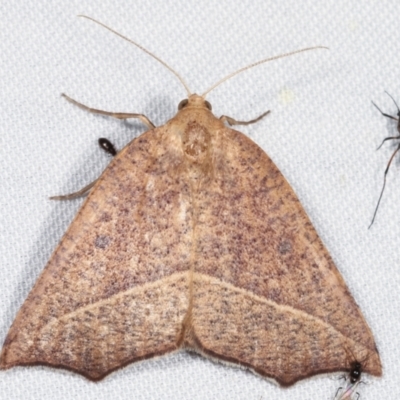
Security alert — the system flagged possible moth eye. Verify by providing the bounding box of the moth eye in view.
[178,99,189,110]
[205,100,212,110]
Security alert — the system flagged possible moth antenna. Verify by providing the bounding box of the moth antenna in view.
[201,46,328,98]
[385,91,400,113]
[78,15,192,97]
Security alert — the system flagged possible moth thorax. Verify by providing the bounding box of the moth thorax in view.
[182,122,211,164]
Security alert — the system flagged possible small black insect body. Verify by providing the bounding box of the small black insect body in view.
[348,360,362,384]
[98,138,118,156]
[334,360,363,399]
[369,92,400,228]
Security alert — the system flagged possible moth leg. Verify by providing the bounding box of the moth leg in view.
[62,93,156,129]
[50,180,97,201]
[220,110,270,126]
[98,138,118,156]
[50,128,120,202]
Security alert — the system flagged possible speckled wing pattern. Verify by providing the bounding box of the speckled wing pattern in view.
[0,98,382,384]
[0,127,193,380]
[184,126,382,385]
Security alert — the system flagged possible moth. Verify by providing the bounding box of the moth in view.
[0,16,382,386]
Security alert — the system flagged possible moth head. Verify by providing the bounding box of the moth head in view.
[178,95,212,111]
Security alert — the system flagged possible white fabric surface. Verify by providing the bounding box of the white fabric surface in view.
[1,1,399,399]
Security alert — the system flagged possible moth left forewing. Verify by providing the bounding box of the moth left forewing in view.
[0,127,193,380]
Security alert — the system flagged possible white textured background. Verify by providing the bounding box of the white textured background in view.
[1,1,399,399]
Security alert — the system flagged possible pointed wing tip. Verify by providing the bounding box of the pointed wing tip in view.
[368,357,383,377]
[363,346,383,377]
[0,348,11,370]
[0,358,7,370]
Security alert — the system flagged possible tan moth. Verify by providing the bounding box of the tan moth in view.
[0,16,382,386]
